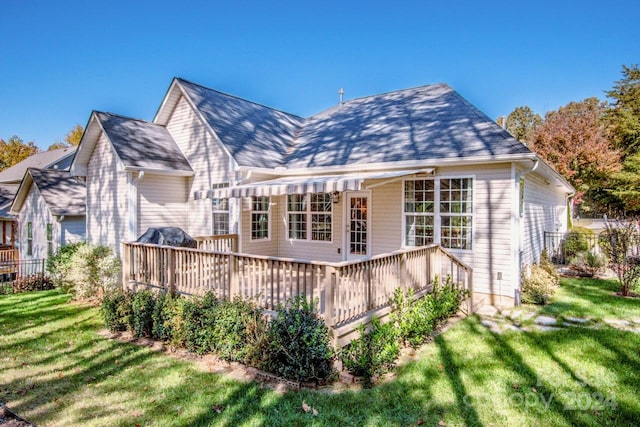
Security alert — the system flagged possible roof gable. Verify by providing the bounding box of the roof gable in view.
[11,169,86,216]
[0,147,76,184]
[71,111,193,176]
[175,78,304,169]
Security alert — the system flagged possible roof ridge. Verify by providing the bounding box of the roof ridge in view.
[95,110,160,125]
[305,82,452,119]
[176,77,304,120]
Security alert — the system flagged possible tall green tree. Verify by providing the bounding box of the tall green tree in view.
[605,64,640,158]
[0,135,39,171]
[504,106,542,145]
[531,98,620,214]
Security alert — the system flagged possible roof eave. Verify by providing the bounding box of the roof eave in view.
[9,170,34,215]
[123,166,195,177]
[236,153,539,176]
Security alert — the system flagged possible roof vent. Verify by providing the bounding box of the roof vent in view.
[338,88,344,106]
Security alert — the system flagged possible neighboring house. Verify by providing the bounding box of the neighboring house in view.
[10,169,86,261]
[70,78,574,307]
[0,147,77,250]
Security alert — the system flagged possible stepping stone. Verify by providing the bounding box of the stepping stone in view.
[508,309,522,320]
[535,315,558,326]
[631,318,640,325]
[476,305,499,317]
[481,319,498,329]
[604,319,631,328]
[520,311,536,321]
[502,324,522,332]
[499,309,511,318]
[564,316,590,324]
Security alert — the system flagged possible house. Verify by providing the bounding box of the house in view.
[0,147,77,250]
[10,168,86,260]
[70,78,574,307]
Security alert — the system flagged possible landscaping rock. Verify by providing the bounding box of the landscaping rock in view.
[476,305,499,317]
[534,325,562,332]
[604,319,631,328]
[534,315,558,326]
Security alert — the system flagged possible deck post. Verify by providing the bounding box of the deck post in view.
[122,243,130,288]
[167,247,175,295]
[323,266,336,328]
[229,253,239,299]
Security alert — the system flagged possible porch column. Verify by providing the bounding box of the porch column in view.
[127,171,145,241]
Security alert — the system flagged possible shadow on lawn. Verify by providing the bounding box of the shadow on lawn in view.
[540,277,640,320]
[2,291,640,426]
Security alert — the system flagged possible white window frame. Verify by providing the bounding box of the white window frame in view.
[250,196,271,241]
[286,193,333,243]
[212,182,230,235]
[46,222,53,256]
[403,178,436,247]
[439,177,474,251]
[26,221,33,256]
[403,175,475,252]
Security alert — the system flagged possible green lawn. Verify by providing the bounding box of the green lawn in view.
[1,280,639,426]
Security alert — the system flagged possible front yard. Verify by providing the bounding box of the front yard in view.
[1,278,639,426]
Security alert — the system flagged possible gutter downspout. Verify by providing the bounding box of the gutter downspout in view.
[127,171,145,241]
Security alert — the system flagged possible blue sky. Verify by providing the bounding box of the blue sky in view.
[1,0,638,149]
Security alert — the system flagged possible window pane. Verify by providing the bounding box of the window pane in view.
[212,213,229,235]
[311,213,331,241]
[405,215,434,246]
[310,193,331,212]
[441,215,472,250]
[251,197,269,240]
[288,213,307,239]
[287,194,306,212]
[252,196,270,212]
[404,180,434,213]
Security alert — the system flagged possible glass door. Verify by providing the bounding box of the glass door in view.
[347,193,369,260]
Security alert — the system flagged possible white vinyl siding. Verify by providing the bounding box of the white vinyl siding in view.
[137,174,189,234]
[17,185,58,260]
[86,132,128,255]
[371,182,403,255]
[521,171,568,267]
[164,95,235,237]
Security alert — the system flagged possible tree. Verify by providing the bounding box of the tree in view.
[599,220,640,297]
[530,98,621,214]
[0,136,39,171]
[605,64,640,158]
[47,124,84,150]
[504,106,542,145]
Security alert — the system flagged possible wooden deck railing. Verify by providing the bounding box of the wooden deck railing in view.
[122,242,472,334]
[0,249,18,275]
[194,234,238,252]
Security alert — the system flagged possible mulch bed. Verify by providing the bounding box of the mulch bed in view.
[0,404,35,426]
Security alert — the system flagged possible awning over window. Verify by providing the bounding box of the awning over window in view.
[211,169,434,198]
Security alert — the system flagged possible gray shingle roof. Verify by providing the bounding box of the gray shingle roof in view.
[28,169,86,216]
[178,79,530,170]
[96,112,193,173]
[287,84,531,168]
[0,147,76,183]
[177,79,304,168]
[0,184,19,218]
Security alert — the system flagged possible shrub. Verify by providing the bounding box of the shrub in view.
[101,288,133,332]
[599,220,640,296]
[569,251,607,277]
[182,292,220,354]
[163,295,187,348]
[561,229,593,260]
[67,244,121,301]
[521,264,557,304]
[264,295,334,383]
[390,276,468,348]
[340,316,399,382]
[210,297,267,363]
[131,290,156,338]
[46,242,85,290]
[539,249,560,283]
[12,275,54,293]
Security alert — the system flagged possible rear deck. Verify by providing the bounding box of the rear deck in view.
[122,234,473,346]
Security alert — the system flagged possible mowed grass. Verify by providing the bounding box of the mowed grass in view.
[1,283,639,426]
[539,276,640,321]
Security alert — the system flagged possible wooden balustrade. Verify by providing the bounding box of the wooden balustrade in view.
[194,234,238,252]
[122,241,472,332]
